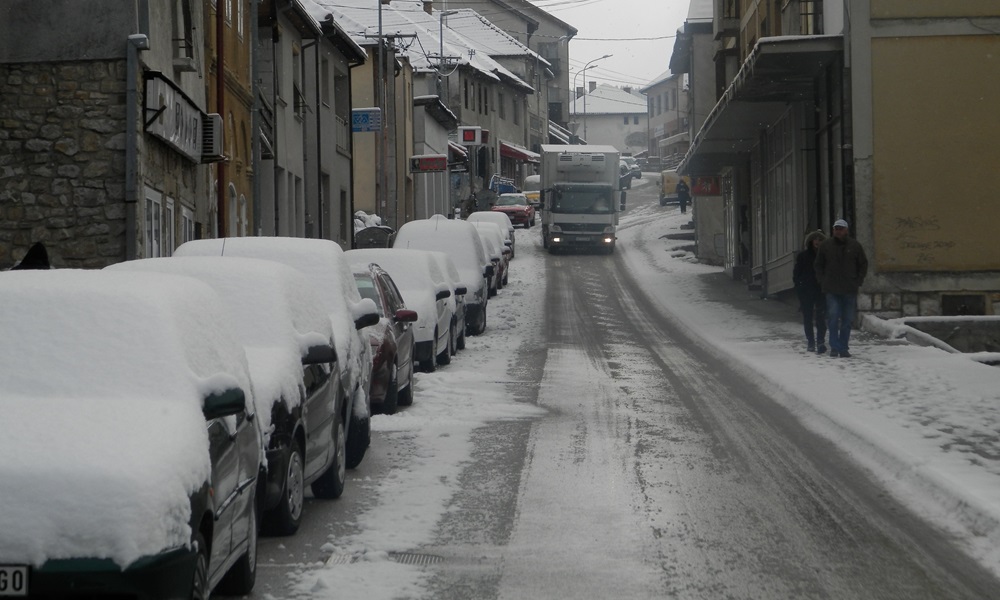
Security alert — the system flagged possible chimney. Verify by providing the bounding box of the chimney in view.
[575,86,584,99]
[423,1,432,14]
[589,81,597,93]
[623,86,632,95]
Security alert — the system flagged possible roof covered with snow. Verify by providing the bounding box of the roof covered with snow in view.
[570,84,648,116]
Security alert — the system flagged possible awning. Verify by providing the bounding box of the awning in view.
[448,141,468,159]
[679,35,843,174]
[500,140,540,163]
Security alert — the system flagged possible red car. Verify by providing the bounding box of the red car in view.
[492,193,536,227]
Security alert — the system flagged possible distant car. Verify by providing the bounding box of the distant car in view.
[471,220,511,289]
[0,270,260,599]
[393,215,493,336]
[349,262,418,414]
[174,237,380,471]
[475,228,504,297]
[491,192,536,228]
[467,210,516,258]
[108,256,348,536]
[427,250,468,355]
[622,156,642,179]
[347,248,453,371]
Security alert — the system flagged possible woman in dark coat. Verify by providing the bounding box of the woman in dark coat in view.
[793,230,827,353]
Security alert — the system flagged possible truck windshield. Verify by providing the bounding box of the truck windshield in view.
[551,188,613,215]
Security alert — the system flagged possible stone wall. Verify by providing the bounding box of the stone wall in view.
[1,60,128,268]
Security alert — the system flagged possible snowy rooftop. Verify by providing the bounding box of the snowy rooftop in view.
[570,83,648,115]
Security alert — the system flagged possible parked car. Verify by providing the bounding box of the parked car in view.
[467,210,516,258]
[471,220,511,289]
[108,257,348,535]
[622,156,642,179]
[475,228,503,297]
[491,192,536,228]
[347,248,453,371]
[174,237,380,470]
[393,215,493,336]
[349,262,418,414]
[427,250,468,355]
[618,159,633,189]
[0,270,260,598]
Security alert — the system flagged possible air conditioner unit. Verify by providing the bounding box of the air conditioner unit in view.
[201,113,224,163]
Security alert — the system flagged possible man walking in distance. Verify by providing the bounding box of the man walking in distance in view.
[815,219,869,358]
[676,178,691,214]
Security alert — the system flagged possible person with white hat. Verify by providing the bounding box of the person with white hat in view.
[814,219,868,358]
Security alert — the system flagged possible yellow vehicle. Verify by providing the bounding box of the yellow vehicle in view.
[660,169,690,207]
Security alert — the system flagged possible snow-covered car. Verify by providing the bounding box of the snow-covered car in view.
[393,215,493,336]
[107,257,348,535]
[491,192,536,228]
[350,262,418,414]
[467,210,516,258]
[472,220,511,291]
[622,156,642,179]
[174,237,379,470]
[427,250,468,355]
[347,248,453,371]
[0,270,260,598]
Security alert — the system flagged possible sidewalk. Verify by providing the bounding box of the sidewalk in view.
[618,207,1000,576]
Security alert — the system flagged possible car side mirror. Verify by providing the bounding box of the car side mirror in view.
[436,289,452,301]
[354,311,380,330]
[455,286,468,296]
[203,388,247,420]
[394,308,418,323]
[303,343,337,366]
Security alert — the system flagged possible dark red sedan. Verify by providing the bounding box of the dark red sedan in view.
[492,193,536,227]
[351,263,418,414]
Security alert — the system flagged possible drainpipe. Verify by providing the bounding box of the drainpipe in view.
[302,39,320,239]
[251,0,261,235]
[125,33,149,261]
[216,0,227,237]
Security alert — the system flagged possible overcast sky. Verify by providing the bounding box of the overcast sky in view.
[532,0,691,89]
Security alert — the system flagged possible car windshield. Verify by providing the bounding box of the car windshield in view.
[550,188,613,215]
[496,195,526,206]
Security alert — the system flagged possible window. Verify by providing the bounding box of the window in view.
[633,115,639,125]
[144,187,162,258]
[172,0,194,65]
[513,98,521,125]
[498,91,505,119]
[656,95,662,115]
[181,206,196,243]
[464,79,470,109]
[237,0,244,37]
[293,46,304,118]
[164,197,175,256]
[624,115,629,125]
[225,0,232,25]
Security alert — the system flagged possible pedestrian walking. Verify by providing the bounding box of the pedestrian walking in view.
[676,179,691,214]
[814,219,869,358]
[793,230,827,354]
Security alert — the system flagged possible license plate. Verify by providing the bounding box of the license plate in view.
[0,566,28,597]
[574,236,591,242]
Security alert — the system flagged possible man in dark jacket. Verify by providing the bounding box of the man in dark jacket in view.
[814,219,868,358]
[676,179,691,214]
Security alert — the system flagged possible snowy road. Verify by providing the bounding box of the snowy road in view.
[232,178,998,599]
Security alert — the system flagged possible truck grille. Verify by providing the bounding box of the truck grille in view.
[556,222,605,233]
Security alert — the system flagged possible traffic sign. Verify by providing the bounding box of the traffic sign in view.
[351,108,382,133]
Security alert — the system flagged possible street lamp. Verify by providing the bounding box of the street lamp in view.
[572,54,611,143]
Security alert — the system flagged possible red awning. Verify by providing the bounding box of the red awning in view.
[500,140,540,163]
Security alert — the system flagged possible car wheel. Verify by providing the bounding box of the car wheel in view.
[191,532,210,600]
[502,270,509,286]
[457,325,466,351]
[311,415,347,499]
[659,196,666,207]
[381,366,399,415]
[397,363,414,407]
[476,304,487,335]
[345,413,369,469]
[215,498,257,595]
[264,444,304,536]
[420,336,437,372]
[437,329,452,365]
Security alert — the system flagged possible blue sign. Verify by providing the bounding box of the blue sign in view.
[351,108,382,133]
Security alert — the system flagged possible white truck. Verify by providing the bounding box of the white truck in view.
[539,144,621,254]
